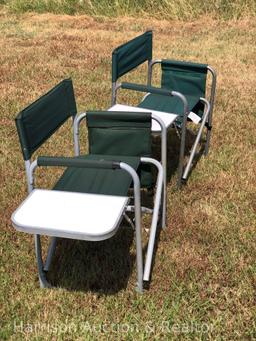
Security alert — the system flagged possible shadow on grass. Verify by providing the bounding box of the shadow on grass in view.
[144,126,208,287]
[153,125,207,183]
[48,225,135,294]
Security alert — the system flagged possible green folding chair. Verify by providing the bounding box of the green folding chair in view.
[110,30,217,187]
[12,79,164,293]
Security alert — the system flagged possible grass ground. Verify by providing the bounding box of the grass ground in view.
[2,0,256,20]
[0,9,255,340]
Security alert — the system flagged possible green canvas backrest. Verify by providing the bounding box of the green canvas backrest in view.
[15,79,77,160]
[87,111,152,186]
[161,59,208,98]
[112,31,152,82]
[87,111,151,156]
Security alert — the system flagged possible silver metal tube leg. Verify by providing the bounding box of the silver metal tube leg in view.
[162,134,167,229]
[152,114,167,229]
[171,92,189,189]
[204,106,213,156]
[44,237,57,272]
[205,66,217,155]
[28,162,52,288]
[204,95,212,155]
[182,99,210,180]
[26,164,51,288]
[204,110,212,156]
[34,235,52,288]
[120,163,143,293]
[134,185,143,293]
[141,158,163,282]
[177,119,187,188]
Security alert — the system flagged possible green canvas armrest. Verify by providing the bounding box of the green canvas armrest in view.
[121,82,173,97]
[120,82,189,116]
[37,156,121,170]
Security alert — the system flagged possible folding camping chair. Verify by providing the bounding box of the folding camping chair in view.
[110,30,217,187]
[11,78,164,293]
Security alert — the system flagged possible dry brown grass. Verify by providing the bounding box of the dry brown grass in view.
[3,0,256,20]
[0,10,256,340]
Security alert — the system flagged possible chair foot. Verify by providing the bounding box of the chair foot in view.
[39,272,52,289]
[44,237,58,272]
[143,280,150,290]
[135,283,143,294]
[161,210,166,229]
[181,177,187,184]
[35,235,53,289]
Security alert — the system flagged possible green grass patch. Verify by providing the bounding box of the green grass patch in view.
[0,11,255,340]
[1,0,256,20]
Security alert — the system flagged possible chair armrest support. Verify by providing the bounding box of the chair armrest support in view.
[73,112,87,156]
[120,82,189,114]
[139,157,164,280]
[121,81,173,97]
[148,59,162,85]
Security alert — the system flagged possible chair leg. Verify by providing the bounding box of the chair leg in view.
[44,237,58,272]
[204,97,213,155]
[133,182,143,293]
[162,176,167,229]
[143,168,163,282]
[182,111,209,181]
[204,123,212,156]
[34,235,52,288]
[135,223,143,293]
[177,123,186,189]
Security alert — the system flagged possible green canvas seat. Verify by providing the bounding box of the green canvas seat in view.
[12,79,164,293]
[111,31,217,187]
[141,59,208,122]
[138,93,201,126]
[139,60,207,114]
[54,154,140,196]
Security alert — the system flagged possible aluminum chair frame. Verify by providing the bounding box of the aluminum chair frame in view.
[111,53,216,188]
[14,111,164,293]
